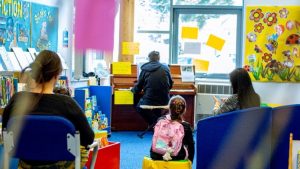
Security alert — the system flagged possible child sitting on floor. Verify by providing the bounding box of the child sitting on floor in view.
[150,95,195,163]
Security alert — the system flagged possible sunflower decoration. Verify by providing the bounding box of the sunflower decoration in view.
[249,8,264,22]
[263,12,277,26]
[262,53,272,62]
[279,8,289,18]
[254,23,264,33]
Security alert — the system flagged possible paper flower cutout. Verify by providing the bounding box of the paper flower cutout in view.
[254,23,264,33]
[279,8,289,18]
[247,32,257,42]
[263,12,277,26]
[286,20,295,30]
[262,53,272,62]
[249,8,264,22]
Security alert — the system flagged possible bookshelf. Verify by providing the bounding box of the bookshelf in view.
[74,86,112,135]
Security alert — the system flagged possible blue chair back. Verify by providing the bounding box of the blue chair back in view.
[6,115,76,161]
[196,107,272,169]
[271,104,300,169]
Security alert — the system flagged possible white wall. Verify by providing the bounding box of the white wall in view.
[243,0,300,105]
[57,0,75,79]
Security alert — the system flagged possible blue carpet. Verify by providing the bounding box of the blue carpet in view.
[110,131,196,169]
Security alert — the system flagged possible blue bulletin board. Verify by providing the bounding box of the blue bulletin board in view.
[31,3,58,52]
[0,0,31,50]
[0,0,58,51]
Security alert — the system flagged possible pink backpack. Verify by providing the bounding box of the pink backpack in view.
[152,115,185,156]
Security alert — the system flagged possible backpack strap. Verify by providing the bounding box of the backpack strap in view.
[183,145,189,160]
[165,114,171,120]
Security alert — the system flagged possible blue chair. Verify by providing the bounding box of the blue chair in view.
[196,107,272,169]
[3,115,98,169]
[271,104,300,169]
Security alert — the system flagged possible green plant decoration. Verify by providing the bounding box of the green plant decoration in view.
[278,68,289,81]
[294,71,300,82]
[264,67,275,81]
[286,67,295,81]
[252,61,263,80]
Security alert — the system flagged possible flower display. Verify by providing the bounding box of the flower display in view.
[254,23,264,33]
[247,32,257,42]
[279,8,289,18]
[262,53,272,62]
[263,12,277,26]
[249,8,264,22]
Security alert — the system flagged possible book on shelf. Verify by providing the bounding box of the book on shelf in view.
[0,76,18,107]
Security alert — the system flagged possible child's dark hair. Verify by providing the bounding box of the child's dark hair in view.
[169,95,186,121]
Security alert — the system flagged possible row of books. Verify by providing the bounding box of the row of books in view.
[0,76,18,107]
[85,95,108,131]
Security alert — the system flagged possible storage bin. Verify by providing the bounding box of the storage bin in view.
[86,142,120,169]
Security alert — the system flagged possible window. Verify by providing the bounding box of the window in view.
[135,0,243,78]
[84,49,109,77]
[134,0,171,64]
[173,8,242,78]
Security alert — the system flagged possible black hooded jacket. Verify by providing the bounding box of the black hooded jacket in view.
[132,61,173,106]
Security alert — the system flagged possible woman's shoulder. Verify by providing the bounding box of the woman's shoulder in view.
[51,94,77,104]
[226,94,239,103]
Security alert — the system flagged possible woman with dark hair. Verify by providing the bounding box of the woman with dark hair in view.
[150,95,195,163]
[213,68,260,115]
[2,50,94,168]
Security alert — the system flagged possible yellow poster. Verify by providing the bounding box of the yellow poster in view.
[193,59,210,72]
[181,27,198,39]
[122,42,140,55]
[206,34,226,51]
[245,6,300,82]
[112,62,131,75]
[114,90,134,105]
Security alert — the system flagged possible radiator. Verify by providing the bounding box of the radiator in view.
[195,82,232,126]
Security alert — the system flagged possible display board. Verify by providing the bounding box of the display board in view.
[0,0,31,51]
[0,0,58,51]
[245,6,300,82]
[31,3,58,52]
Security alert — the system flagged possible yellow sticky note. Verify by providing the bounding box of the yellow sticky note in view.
[181,27,198,39]
[122,42,140,55]
[112,62,131,75]
[193,59,210,72]
[114,91,134,105]
[206,34,225,51]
